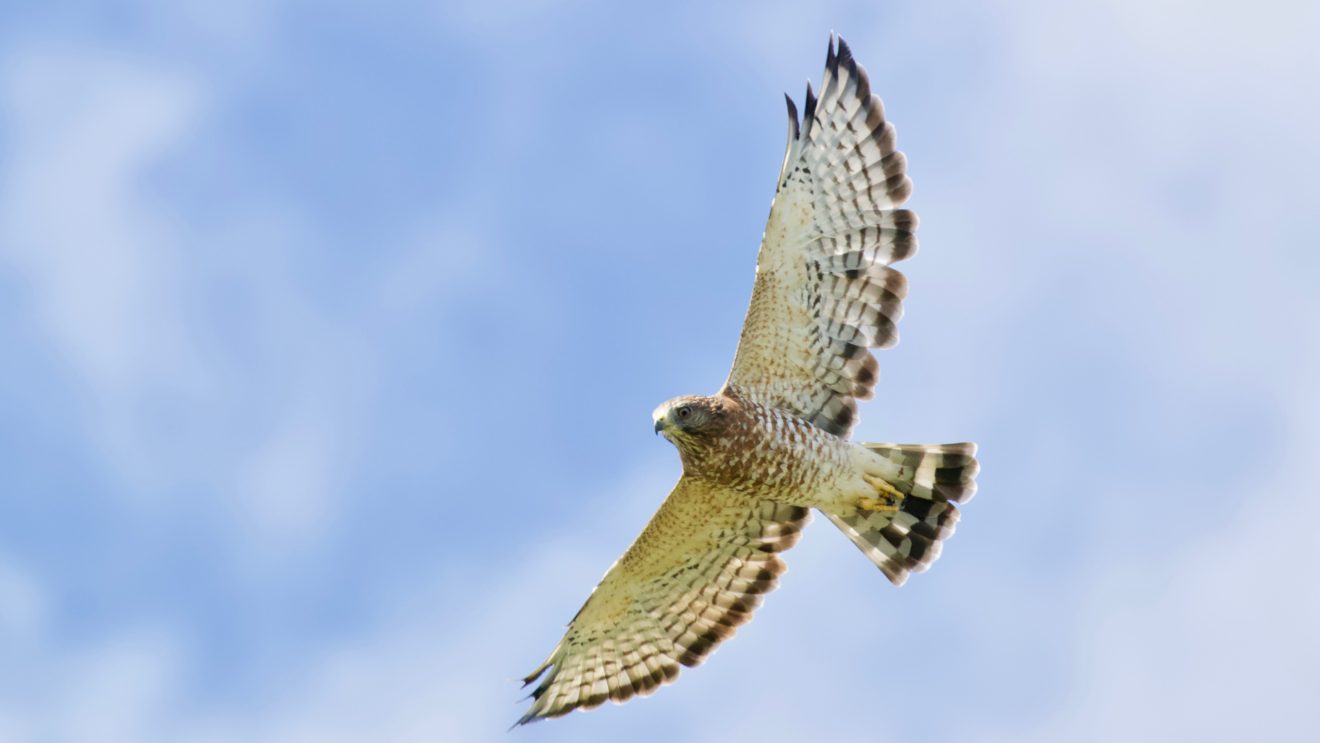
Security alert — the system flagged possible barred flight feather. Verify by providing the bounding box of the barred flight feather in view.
[517,481,810,725]
[726,34,917,438]
[826,443,979,586]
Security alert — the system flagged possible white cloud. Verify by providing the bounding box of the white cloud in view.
[0,45,205,395]
[987,389,1320,741]
[49,632,188,743]
[2,3,1318,741]
[0,41,372,549]
[0,44,225,501]
[938,3,1320,739]
[109,460,676,743]
[0,626,188,743]
[0,554,47,647]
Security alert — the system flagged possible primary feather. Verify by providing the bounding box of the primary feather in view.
[724,34,917,437]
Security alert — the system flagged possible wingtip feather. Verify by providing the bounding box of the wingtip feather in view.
[836,35,854,68]
[803,79,818,135]
[783,91,799,140]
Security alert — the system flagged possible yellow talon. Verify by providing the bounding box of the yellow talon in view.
[858,495,900,513]
[859,474,905,513]
[863,474,905,499]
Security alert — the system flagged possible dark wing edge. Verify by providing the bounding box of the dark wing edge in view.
[515,491,811,725]
[725,34,918,438]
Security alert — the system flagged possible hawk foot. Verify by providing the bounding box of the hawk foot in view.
[859,473,905,513]
[857,495,901,513]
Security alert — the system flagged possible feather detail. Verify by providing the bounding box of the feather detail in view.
[725,34,916,437]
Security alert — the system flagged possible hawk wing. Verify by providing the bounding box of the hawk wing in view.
[517,478,810,724]
[724,35,916,438]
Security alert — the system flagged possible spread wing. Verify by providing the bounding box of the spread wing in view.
[516,478,810,724]
[724,35,916,438]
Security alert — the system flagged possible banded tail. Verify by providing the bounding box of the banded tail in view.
[826,443,979,586]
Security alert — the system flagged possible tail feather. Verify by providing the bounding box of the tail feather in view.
[826,443,978,586]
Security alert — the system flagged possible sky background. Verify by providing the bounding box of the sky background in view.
[1,1,1318,741]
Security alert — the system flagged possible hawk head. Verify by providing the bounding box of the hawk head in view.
[652,395,730,444]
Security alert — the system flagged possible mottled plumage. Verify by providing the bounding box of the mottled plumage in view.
[517,35,978,725]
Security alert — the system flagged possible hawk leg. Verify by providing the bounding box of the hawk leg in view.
[858,473,905,513]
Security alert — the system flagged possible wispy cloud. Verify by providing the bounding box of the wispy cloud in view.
[0,2,1317,741]
[0,38,386,547]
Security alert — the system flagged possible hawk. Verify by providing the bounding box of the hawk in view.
[517,35,978,725]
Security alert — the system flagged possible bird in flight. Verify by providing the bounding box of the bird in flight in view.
[517,34,978,725]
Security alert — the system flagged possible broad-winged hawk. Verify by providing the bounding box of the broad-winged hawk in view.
[517,35,979,725]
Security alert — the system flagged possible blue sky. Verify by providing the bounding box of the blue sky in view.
[1,1,1318,741]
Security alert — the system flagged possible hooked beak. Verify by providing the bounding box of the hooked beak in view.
[654,418,667,435]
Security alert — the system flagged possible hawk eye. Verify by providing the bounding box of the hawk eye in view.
[677,406,691,418]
